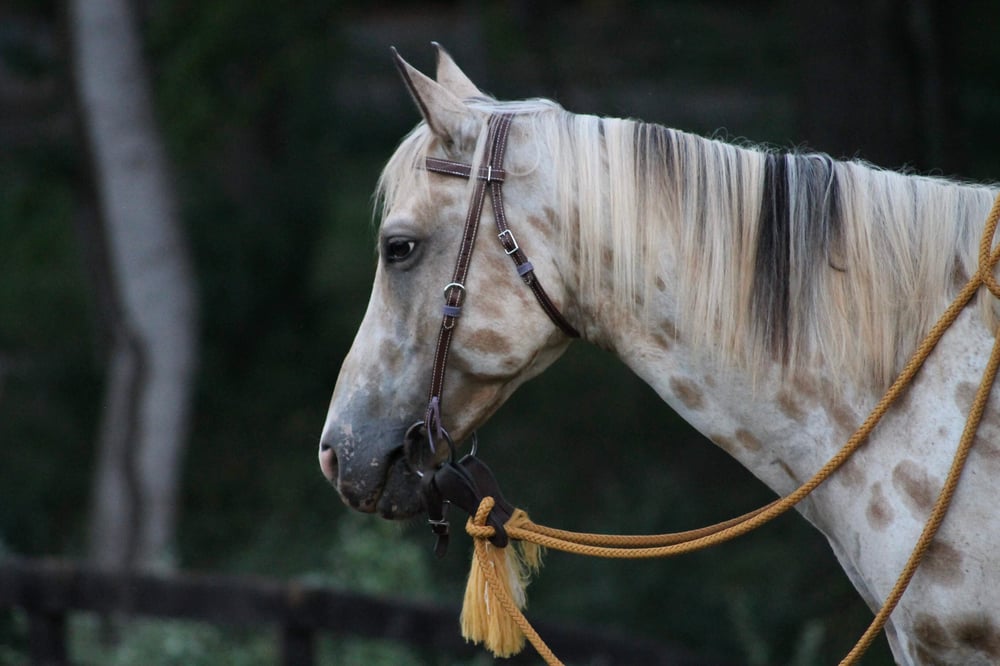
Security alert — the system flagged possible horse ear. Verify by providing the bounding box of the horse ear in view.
[391,46,477,149]
[432,42,484,100]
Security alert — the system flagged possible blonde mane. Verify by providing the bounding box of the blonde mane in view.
[378,99,999,388]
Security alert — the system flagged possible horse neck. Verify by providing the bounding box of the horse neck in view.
[569,228,992,539]
[580,285,874,504]
[554,170,858,497]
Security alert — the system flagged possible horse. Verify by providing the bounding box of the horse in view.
[319,44,1000,665]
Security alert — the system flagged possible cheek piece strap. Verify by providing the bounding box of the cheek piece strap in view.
[404,113,579,556]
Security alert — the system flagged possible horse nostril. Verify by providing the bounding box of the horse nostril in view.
[318,441,339,483]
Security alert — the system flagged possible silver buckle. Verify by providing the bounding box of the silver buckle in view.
[497,229,519,255]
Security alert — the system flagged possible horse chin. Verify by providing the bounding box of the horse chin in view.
[373,455,425,519]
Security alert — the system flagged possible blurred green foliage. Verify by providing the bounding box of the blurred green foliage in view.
[6,0,1000,663]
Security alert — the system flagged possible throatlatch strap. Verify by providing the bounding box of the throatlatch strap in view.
[421,114,578,447]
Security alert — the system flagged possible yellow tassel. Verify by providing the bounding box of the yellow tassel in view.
[460,508,544,658]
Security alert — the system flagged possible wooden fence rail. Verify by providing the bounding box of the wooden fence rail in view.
[0,557,724,665]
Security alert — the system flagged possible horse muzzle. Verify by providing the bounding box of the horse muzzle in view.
[318,426,426,518]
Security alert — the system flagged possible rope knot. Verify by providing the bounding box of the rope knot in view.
[466,496,502,540]
[460,495,550,662]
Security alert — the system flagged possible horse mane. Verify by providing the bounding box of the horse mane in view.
[378,98,999,388]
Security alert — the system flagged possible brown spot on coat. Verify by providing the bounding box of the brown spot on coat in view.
[914,613,949,649]
[956,381,1000,431]
[892,460,936,517]
[912,613,951,664]
[973,433,1000,471]
[909,644,940,666]
[660,318,680,342]
[955,381,976,411]
[670,377,704,410]
[650,332,672,352]
[734,429,762,452]
[922,539,965,587]
[952,257,971,290]
[776,390,807,422]
[464,328,512,356]
[910,613,1000,662]
[526,214,550,235]
[825,399,859,440]
[653,319,680,349]
[655,276,667,292]
[954,615,1000,656]
[711,433,736,455]
[866,482,894,530]
[791,376,821,403]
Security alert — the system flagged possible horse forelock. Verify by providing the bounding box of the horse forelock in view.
[375,124,434,226]
[375,96,999,389]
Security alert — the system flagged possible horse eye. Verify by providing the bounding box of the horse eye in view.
[384,238,417,263]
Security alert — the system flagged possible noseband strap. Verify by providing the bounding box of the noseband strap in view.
[420,113,579,449]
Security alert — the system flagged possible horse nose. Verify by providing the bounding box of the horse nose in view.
[318,439,379,513]
[318,441,338,483]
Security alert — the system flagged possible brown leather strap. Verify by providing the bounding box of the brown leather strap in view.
[421,114,578,449]
[425,157,507,183]
[488,158,580,338]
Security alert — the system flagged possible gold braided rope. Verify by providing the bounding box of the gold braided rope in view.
[465,193,1000,666]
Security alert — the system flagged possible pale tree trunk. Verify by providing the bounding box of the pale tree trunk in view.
[68,0,198,571]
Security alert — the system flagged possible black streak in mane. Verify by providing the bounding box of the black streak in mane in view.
[755,153,791,361]
[801,154,843,272]
[633,125,845,365]
[753,151,843,363]
[635,123,674,176]
[634,122,676,220]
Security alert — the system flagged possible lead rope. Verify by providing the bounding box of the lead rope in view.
[460,193,1000,666]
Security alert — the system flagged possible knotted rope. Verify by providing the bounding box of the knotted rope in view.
[459,193,1000,666]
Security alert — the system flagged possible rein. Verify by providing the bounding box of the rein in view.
[407,109,1000,664]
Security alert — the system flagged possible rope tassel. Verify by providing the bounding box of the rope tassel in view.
[461,498,544,658]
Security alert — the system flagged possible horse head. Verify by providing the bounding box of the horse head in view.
[319,45,576,518]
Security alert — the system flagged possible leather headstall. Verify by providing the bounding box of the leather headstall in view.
[407,113,579,555]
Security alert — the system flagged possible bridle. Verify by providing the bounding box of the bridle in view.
[407,113,579,459]
[405,113,579,555]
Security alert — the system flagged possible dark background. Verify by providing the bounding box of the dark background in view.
[2,0,998,663]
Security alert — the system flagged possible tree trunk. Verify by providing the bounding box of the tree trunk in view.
[68,0,198,571]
